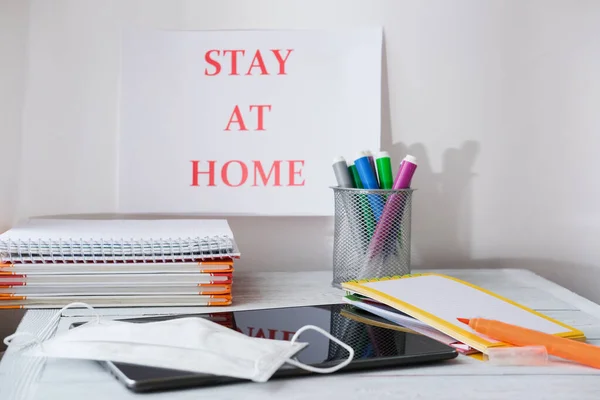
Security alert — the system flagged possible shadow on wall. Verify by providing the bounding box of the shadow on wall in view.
[387,141,479,267]
[379,34,480,267]
[378,38,600,304]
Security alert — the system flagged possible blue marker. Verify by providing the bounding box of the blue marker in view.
[364,150,379,186]
[354,151,384,220]
[355,151,379,189]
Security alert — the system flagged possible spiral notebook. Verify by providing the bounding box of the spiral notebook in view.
[342,273,585,354]
[0,219,240,263]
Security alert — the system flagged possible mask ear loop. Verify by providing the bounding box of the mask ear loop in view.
[2,332,43,349]
[287,325,355,374]
[3,302,100,348]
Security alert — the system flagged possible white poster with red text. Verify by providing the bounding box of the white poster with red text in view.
[118,29,381,215]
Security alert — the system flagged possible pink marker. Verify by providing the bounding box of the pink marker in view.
[368,155,418,258]
[392,155,417,189]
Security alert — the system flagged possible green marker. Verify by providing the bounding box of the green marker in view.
[375,151,394,189]
[349,163,363,189]
[348,162,375,242]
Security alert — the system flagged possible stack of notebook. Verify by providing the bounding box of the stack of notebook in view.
[0,219,240,308]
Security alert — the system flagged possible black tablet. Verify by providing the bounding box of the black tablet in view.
[73,304,457,392]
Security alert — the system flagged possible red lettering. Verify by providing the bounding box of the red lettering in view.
[271,49,293,75]
[252,161,281,186]
[226,105,270,131]
[249,104,271,131]
[205,49,293,76]
[204,50,221,76]
[224,105,248,131]
[247,327,255,336]
[221,160,248,187]
[287,160,305,186]
[190,160,306,187]
[245,50,268,75]
[255,328,266,338]
[268,329,278,340]
[190,160,217,187]
[282,330,296,341]
[223,50,245,75]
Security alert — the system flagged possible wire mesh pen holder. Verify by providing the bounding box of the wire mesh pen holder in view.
[331,187,414,288]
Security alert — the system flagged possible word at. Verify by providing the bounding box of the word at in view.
[224,104,271,131]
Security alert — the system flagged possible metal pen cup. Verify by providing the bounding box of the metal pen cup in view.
[331,187,414,287]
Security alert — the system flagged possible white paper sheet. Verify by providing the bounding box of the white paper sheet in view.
[360,275,572,338]
[118,29,382,215]
[342,296,473,352]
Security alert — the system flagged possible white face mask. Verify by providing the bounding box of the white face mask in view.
[4,303,354,383]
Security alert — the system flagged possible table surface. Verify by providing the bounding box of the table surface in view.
[2,268,600,400]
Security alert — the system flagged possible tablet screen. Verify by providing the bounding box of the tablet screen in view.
[73,304,457,391]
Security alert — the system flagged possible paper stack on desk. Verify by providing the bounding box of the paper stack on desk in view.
[0,219,240,308]
[341,273,585,355]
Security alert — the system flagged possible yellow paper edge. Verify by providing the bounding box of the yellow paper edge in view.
[342,272,586,354]
[339,308,417,334]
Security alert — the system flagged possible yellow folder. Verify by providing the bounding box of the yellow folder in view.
[342,273,585,354]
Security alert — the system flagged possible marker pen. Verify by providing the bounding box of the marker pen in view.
[375,151,393,189]
[348,162,363,188]
[333,156,364,252]
[332,156,354,188]
[355,151,380,190]
[364,150,378,186]
[347,160,375,242]
[393,155,417,189]
[368,155,418,258]
[355,151,383,221]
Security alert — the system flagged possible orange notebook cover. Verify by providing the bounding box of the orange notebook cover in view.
[0,260,234,274]
[0,272,232,287]
[0,294,232,309]
[0,283,231,297]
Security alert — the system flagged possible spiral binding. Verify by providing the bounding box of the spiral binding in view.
[0,236,240,264]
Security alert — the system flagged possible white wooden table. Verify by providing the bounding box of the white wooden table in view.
[2,269,600,400]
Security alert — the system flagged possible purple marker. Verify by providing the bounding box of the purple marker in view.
[392,155,417,189]
[368,155,418,258]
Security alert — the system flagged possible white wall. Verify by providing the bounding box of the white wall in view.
[0,0,29,348]
[3,0,600,342]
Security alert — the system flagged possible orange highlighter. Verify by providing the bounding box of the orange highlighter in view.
[458,317,600,369]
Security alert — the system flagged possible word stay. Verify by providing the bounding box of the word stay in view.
[204,49,294,76]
